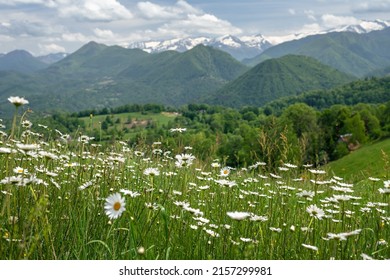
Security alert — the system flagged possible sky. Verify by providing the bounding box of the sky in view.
[0,0,389,55]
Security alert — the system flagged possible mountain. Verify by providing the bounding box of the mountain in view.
[44,41,150,79]
[118,44,249,105]
[265,19,390,45]
[204,55,356,108]
[0,42,248,115]
[244,27,390,77]
[128,34,272,61]
[37,53,68,64]
[0,50,48,73]
[126,19,389,61]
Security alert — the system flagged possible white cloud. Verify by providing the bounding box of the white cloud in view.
[154,13,241,38]
[321,14,360,28]
[0,0,46,4]
[93,28,115,39]
[61,32,89,42]
[58,0,133,21]
[352,1,390,13]
[304,10,317,21]
[39,43,66,53]
[137,1,186,19]
[136,1,241,38]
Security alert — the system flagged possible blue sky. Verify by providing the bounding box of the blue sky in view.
[0,0,389,55]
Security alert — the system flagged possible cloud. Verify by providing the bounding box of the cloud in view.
[321,14,360,28]
[137,1,196,19]
[93,28,115,39]
[0,19,64,37]
[39,43,66,53]
[61,32,90,43]
[0,0,46,5]
[58,0,133,21]
[136,0,241,38]
[0,0,133,21]
[352,1,390,13]
[304,10,317,21]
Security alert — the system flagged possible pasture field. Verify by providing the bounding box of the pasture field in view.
[0,105,389,260]
[327,138,390,182]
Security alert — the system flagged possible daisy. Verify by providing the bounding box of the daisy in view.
[175,153,195,168]
[8,96,29,107]
[326,233,347,241]
[302,243,318,251]
[0,147,12,154]
[104,193,126,219]
[227,211,251,221]
[220,167,231,177]
[21,120,32,129]
[16,143,39,151]
[13,166,28,175]
[306,204,325,220]
[119,189,141,198]
[379,185,390,194]
[308,169,326,175]
[170,127,187,133]
[143,167,160,176]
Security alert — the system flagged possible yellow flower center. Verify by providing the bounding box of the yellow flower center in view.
[113,202,121,211]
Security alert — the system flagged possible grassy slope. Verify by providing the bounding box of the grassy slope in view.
[79,111,177,139]
[327,138,390,182]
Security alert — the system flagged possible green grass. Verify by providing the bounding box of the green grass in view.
[0,114,389,260]
[327,138,390,182]
[81,111,177,129]
[79,111,178,140]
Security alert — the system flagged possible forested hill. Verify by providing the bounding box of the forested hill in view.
[245,27,390,77]
[262,76,390,115]
[204,55,355,108]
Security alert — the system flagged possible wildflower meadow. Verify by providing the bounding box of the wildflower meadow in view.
[0,97,389,260]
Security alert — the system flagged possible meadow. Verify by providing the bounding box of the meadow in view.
[0,98,389,260]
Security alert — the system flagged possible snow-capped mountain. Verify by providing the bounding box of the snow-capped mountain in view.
[128,34,272,61]
[127,19,389,61]
[329,19,389,33]
[267,19,390,45]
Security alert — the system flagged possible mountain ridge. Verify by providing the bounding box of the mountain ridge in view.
[204,54,356,108]
[244,27,390,77]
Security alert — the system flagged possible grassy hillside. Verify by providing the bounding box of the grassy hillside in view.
[79,111,178,141]
[327,138,390,182]
[205,55,355,107]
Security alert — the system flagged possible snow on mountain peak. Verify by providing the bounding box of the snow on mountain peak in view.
[127,19,389,60]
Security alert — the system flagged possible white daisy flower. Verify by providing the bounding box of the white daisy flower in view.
[306,204,325,220]
[8,96,29,107]
[227,211,251,221]
[302,243,318,251]
[104,193,126,219]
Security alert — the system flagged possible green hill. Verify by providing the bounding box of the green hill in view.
[327,138,390,182]
[205,55,355,108]
[0,43,248,115]
[262,76,390,115]
[118,45,249,105]
[0,50,48,73]
[245,28,390,77]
